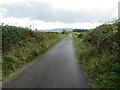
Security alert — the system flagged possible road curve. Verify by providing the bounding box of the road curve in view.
[3,33,90,88]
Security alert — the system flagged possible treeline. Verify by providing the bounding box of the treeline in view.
[73,29,88,32]
[73,20,120,88]
[2,25,65,80]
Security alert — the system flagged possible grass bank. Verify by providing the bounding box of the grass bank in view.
[73,21,120,88]
[2,25,66,80]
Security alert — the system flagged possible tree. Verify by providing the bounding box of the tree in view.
[62,29,67,34]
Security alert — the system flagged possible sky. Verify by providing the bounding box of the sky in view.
[0,0,119,30]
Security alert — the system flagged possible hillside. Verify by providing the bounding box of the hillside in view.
[73,20,120,88]
[40,28,74,32]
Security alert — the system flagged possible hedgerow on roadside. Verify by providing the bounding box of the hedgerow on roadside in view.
[73,20,120,88]
[2,25,65,80]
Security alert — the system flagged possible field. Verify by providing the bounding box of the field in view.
[73,21,120,88]
[2,25,66,80]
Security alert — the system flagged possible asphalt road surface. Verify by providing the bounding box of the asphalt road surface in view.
[3,33,90,88]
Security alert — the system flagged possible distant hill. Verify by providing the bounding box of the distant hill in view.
[39,28,74,32]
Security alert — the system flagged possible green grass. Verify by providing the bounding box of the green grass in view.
[73,22,120,88]
[2,25,66,80]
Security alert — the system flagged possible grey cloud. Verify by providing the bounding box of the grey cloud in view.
[0,2,115,23]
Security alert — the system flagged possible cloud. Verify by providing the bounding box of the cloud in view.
[0,17,102,30]
[0,0,119,29]
[0,2,117,23]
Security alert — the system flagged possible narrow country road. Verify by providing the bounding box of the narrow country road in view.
[3,33,90,88]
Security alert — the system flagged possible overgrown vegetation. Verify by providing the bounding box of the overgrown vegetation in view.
[73,20,120,88]
[2,25,65,80]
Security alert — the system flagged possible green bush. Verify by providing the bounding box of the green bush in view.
[2,25,34,52]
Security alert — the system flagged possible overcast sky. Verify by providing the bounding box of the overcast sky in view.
[0,0,119,30]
